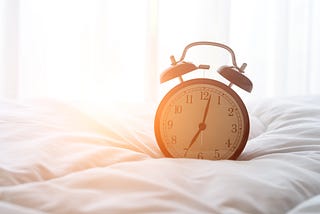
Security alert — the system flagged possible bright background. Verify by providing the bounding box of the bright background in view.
[0,0,319,105]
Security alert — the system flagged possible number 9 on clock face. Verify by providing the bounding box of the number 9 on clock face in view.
[154,78,250,160]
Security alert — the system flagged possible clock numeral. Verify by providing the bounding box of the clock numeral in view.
[183,147,188,156]
[186,95,193,104]
[226,141,236,151]
[200,91,210,100]
[214,149,220,159]
[231,124,237,133]
[197,152,204,159]
[225,139,231,148]
[167,120,173,129]
[228,108,234,116]
[171,135,177,144]
[175,105,182,114]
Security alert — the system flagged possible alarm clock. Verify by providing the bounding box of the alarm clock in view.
[154,41,253,160]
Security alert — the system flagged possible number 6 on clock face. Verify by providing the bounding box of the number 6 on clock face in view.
[154,78,250,160]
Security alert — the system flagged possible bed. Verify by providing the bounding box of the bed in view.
[0,95,320,213]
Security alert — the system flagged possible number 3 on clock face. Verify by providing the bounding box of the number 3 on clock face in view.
[154,78,250,160]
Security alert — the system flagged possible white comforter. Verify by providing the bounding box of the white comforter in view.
[0,96,320,213]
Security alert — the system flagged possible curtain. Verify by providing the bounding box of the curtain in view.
[0,0,319,104]
[228,0,320,100]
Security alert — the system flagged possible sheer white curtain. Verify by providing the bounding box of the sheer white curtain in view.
[0,0,151,103]
[228,0,320,99]
[157,0,320,101]
[0,0,319,104]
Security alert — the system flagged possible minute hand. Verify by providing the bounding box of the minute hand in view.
[202,95,211,123]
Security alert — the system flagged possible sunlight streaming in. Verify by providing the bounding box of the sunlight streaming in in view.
[19,0,149,104]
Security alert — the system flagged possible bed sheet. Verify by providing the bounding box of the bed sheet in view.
[0,96,320,213]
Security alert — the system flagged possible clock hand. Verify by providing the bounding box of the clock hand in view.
[184,128,202,157]
[184,95,211,157]
[201,95,211,123]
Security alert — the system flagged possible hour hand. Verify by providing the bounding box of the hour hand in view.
[184,128,202,157]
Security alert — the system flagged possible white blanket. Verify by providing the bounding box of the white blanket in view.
[0,96,320,213]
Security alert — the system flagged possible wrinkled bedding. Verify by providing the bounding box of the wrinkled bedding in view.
[0,96,320,213]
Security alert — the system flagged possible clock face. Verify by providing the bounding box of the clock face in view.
[154,78,249,160]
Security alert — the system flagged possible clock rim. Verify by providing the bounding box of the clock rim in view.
[154,78,250,160]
